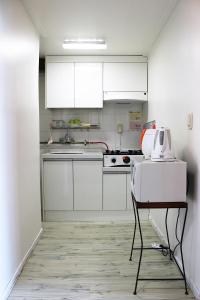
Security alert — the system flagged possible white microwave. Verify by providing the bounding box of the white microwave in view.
[131,160,187,203]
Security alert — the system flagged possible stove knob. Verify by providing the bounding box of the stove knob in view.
[111,158,116,163]
[123,156,130,164]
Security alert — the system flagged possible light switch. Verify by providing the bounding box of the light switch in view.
[187,113,193,130]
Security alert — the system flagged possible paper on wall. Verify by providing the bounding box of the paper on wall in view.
[129,112,142,131]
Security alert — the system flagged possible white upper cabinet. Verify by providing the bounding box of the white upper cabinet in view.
[103,63,147,92]
[46,62,74,108]
[45,57,148,107]
[46,61,103,108]
[75,63,103,108]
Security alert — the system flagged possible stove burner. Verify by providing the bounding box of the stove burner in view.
[104,149,143,155]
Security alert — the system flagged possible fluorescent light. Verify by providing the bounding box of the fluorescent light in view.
[63,39,107,50]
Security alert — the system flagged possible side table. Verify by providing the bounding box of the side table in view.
[129,192,188,295]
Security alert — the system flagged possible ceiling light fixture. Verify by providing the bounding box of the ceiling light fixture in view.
[62,39,107,50]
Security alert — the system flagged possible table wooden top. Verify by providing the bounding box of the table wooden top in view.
[135,201,187,209]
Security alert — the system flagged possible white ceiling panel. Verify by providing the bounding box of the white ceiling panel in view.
[21,0,179,56]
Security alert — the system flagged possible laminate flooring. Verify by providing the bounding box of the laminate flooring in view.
[9,221,194,300]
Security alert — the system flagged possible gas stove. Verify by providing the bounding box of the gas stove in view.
[103,149,143,167]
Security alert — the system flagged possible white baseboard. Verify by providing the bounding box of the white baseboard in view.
[2,228,43,300]
[44,210,149,222]
[150,216,167,244]
[150,218,200,300]
[174,255,200,300]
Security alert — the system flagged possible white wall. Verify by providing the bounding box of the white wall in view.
[39,74,144,150]
[148,0,200,297]
[0,0,41,298]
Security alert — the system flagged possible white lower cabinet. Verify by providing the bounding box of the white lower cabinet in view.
[43,159,133,215]
[126,173,133,210]
[103,172,133,210]
[103,173,127,210]
[43,160,73,210]
[73,160,103,210]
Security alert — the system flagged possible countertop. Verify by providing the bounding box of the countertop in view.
[42,150,103,160]
[40,143,84,150]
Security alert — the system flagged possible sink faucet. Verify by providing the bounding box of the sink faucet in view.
[64,129,74,143]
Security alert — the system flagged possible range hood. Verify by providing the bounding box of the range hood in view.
[103,91,147,102]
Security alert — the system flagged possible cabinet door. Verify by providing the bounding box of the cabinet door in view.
[126,174,133,210]
[46,62,74,108]
[103,173,126,210]
[103,62,147,92]
[43,161,73,210]
[75,63,103,108]
[73,160,102,210]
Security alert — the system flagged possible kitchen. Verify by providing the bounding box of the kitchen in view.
[40,55,146,220]
[1,0,200,299]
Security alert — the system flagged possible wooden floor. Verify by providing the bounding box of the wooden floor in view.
[9,221,194,300]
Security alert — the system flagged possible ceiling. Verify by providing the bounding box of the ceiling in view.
[21,0,179,57]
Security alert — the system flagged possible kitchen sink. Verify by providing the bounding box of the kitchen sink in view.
[50,151,84,154]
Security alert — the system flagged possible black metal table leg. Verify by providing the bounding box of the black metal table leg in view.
[180,206,188,295]
[165,208,172,260]
[129,193,137,261]
[171,207,188,295]
[129,201,188,296]
[133,204,143,295]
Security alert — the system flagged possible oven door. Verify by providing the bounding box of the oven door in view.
[103,166,130,174]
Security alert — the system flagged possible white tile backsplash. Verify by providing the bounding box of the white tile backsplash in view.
[40,130,50,142]
[88,130,116,149]
[39,114,52,130]
[101,112,115,132]
[115,131,141,149]
[71,130,89,142]
[39,73,144,149]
